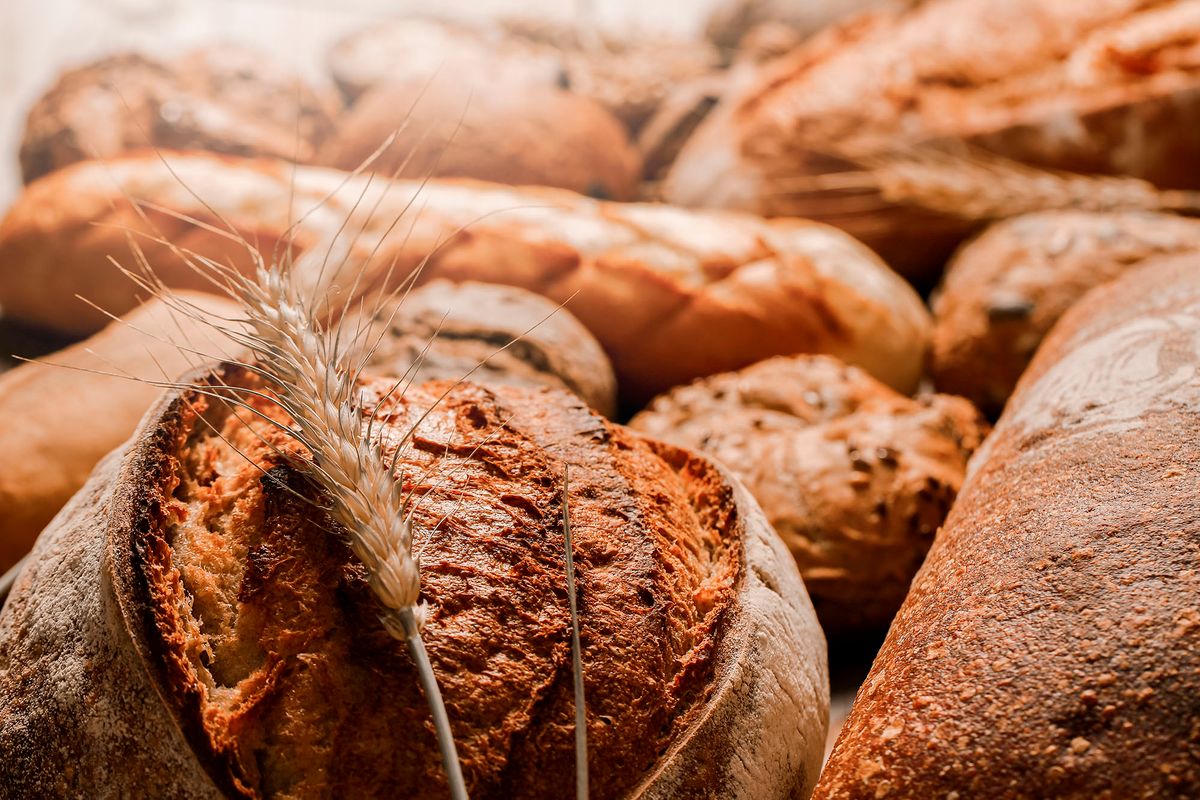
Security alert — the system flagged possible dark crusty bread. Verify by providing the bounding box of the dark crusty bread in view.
[0,365,828,798]
[19,47,337,183]
[631,355,986,633]
[816,253,1200,797]
[358,280,617,417]
[317,72,643,200]
[0,292,244,571]
[666,0,1200,279]
[931,209,1200,416]
[0,152,931,405]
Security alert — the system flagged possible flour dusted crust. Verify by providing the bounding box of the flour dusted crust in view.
[666,0,1200,278]
[817,255,1200,797]
[0,364,828,798]
[632,355,986,633]
[19,47,337,183]
[0,152,930,404]
[931,209,1200,416]
[359,280,618,418]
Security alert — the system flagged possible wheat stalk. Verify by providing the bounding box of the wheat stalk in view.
[771,144,1200,222]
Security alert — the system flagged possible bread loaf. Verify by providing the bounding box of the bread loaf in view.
[666,0,1200,278]
[0,291,243,571]
[932,209,1200,415]
[326,17,719,133]
[817,253,1200,797]
[631,355,986,633]
[317,72,642,200]
[359,280,617,417]
[0,152,931,404]
[19,47,337,183]
[0,365,828,798]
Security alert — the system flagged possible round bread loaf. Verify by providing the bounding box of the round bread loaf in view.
[631,355,987,633]
[326,17,719,133]
[931,210,1200,416]
[0,365,828,798]
[318,73,642,200]
[817,254,1200,797]
[0,152,931,405]
[666,0,1200,280]
[358,280,618,418]
[19,47,337,184]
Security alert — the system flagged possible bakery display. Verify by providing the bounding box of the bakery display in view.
[317,72,642,200]
[19,46,337,183]
[817,254,1200,797]
[665,0,1200,279]
[0,152,931,405]
[0,365,828,798]
[932,209,1200,416]
[632,355,986,634]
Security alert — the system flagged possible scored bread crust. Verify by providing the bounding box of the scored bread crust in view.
[816,255,1200,797]
[665,0,1200,278]
[0,364,828,799]
[931,210,1200,416]
[0,151,930,404]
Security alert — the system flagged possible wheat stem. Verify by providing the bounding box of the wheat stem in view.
[563,464,588,799]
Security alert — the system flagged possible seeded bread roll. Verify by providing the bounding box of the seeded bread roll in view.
[817,254,1200,797]
[0,366,828,798]
[931,210,1200,416]
[666,0,1200,279]
[0,152,931,405]
[631,355,986,633]
[0,292,243,571]
[359,280,618,418]
[318,72,642,201]
[19,47,336,183]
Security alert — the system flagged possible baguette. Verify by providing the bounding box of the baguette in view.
[0,365,828,798]
[0,152,931,404]
[666,0,1200,279]
[0,291,243,571]
[931,209,1200,415]
[817,253,1200,797]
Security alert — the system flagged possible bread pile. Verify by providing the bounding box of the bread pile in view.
[2,4,1200,797]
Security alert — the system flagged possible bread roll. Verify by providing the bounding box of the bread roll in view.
[0,152,931,405]
[0,365,828,798]
[932,210,1200,416]
[817,254,1200,797]
[327,17,719,133]
[359,280,617,418]
[317,72,642,200]
[666,0,1200,279]
[632,355,986,633]
[0,291,243,571]
[19,47,336,183]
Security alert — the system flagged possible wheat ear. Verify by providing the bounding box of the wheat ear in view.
[772,145,1200,222]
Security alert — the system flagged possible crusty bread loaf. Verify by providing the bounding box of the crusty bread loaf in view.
[326,17,718,133]
[932,209,1200,416]
[359,280,618,417]
[666,0,1200,279]
[0,152,931,405]
[19,47,337,184]
[705,0,897,50]
[817,253,1200,797]
[0,291,244,571]
[0,364,828,798]
[631,354,986,633]
[317,72,643,200]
